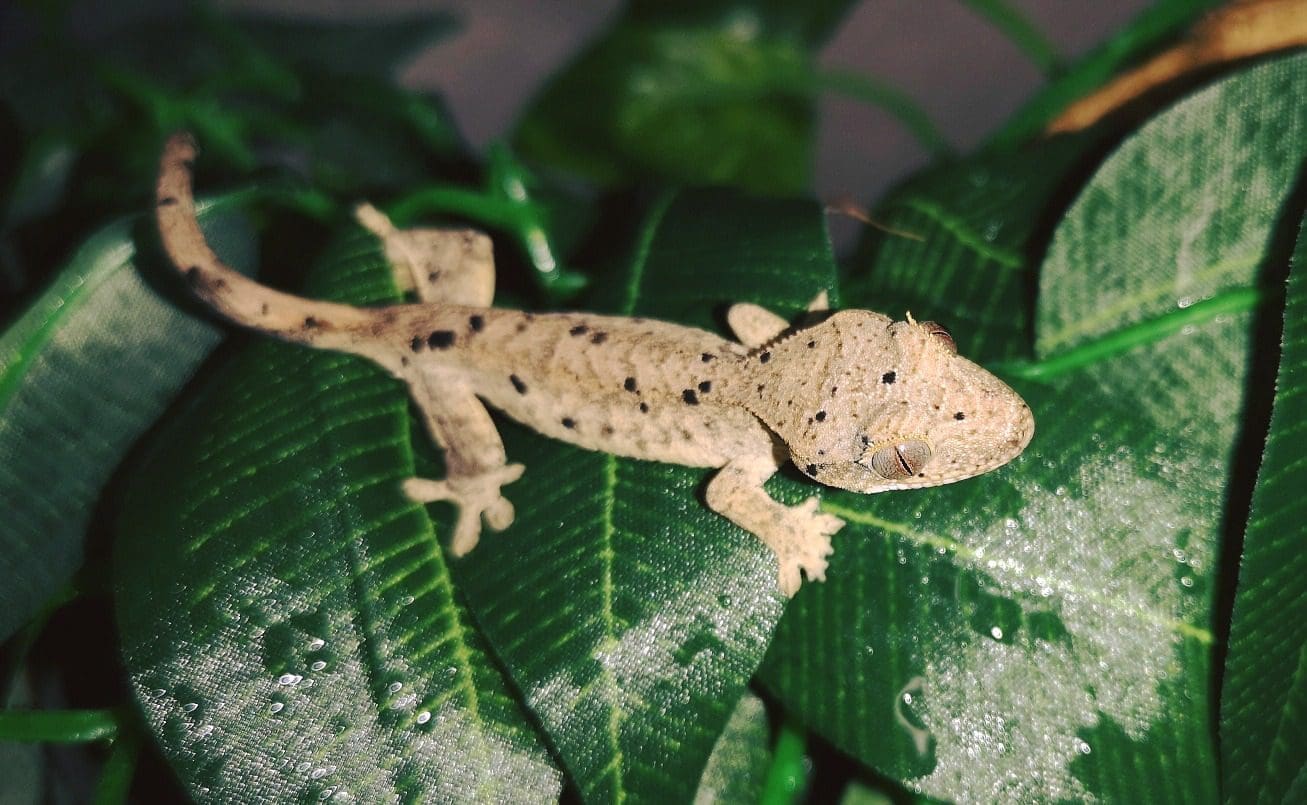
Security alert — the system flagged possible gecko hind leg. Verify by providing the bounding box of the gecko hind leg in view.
[726,290,832,348]
[355,203,495,306]
[706,450,844,597]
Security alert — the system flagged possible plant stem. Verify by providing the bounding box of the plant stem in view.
[1000,287,1269,380]
[958,0,1062,77]
[94,727,141,805]
[759,719,808,805]
[813,69,953,159]
[0,708,119,743]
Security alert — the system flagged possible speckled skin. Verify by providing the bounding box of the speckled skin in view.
[156,134,1034,596]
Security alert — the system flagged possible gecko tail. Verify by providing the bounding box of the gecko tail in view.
[155,132,381,352]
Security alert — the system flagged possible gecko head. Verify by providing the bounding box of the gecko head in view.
[764,310,1034,493]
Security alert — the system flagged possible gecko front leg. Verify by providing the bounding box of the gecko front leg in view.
[404,370,524,556]
[706,447,844,597]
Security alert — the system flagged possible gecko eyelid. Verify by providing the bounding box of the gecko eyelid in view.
[865,439,932,480]
[920,321,957,354]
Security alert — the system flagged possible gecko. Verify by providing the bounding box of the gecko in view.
[155,133,1034,597]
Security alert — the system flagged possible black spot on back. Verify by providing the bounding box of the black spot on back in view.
[562,417,576,429]
[701,353,715,363]
[682,389,699,405]
[624,377,638,393]
[469,314,485,332]
[698,380,712,393]
[428,330,455,349]
[807,340,816,348]
[882,371,896,384]
[157,196,178,207]
[590,331,608,344]
[510,374,527,394]
[410,336,423,352]
[304,316,320,329]
[815,410,826,422]
[760,351,771,363]
[639,402,650,413]
[955,412,965,420]
[569,324,588,336]
[805,464,818,477]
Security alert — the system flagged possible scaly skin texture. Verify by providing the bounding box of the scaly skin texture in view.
[155,133,1034,596]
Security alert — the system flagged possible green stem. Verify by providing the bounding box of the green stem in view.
[958,0,1062,77]
[386,187,528,231]
[0,708,120,743]
[813,69,953,158]
[1000,287,1269,381]
[94,727,141,805]
[759,719,808,805]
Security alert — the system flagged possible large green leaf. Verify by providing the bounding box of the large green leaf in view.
[844,133,1089,364]
[762,50,1307,802]
[0,198,256,642]
[693,689,773,804]
[115,228,560,803]
[1220,212,1307,803]
[512,2,855,194]
[450,190,836,803]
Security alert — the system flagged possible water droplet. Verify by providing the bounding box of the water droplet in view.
[990,626,1004,640]
[311,767,329,779]
[1180,576,1194,588]
[308,638,326,651]
[278,674,302,686]
[1076,739,1092,755]
[310,660,327,672]
[717,594,731,607]
[387,681,403,694]
[149,688,166,699]
[269,702,284,714]
[181,702,198,713]
[416,711,432,725]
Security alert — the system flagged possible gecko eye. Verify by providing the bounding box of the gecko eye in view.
[921,321,956,354]
[866,440,933,480]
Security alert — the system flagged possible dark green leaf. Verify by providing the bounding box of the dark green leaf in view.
[512,3,856,194]
[0,198,256,641]
[693,690,773,804]
[451,190,836,803]
[762,50,1307,802]
[1220,214,1307,802]
[843,134,1088,364]
[115,228,560,803]
[236,11,458,78]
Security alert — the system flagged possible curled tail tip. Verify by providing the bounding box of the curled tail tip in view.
[162,131,199,164]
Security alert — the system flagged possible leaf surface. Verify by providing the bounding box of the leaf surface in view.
[115,229,560,803]
[762,51,1307,802]
[1220,211,1307,804]
[0,199,255,641]
[450,190,836,803]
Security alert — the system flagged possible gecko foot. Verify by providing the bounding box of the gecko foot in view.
[772,497,844,597]
[404,463,525,556]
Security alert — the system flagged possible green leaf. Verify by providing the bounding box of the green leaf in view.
[988,0,1223,147]
[1220,213,1307,801]
[114,228,561,803]
[843,133,1088,364]
[450,190,836,803]
[762,50,1307,802]
[693,690,773,804]
[0,198,257,641]
[512,3,855,194]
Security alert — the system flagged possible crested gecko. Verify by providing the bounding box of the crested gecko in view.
[155,133,1034,597]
